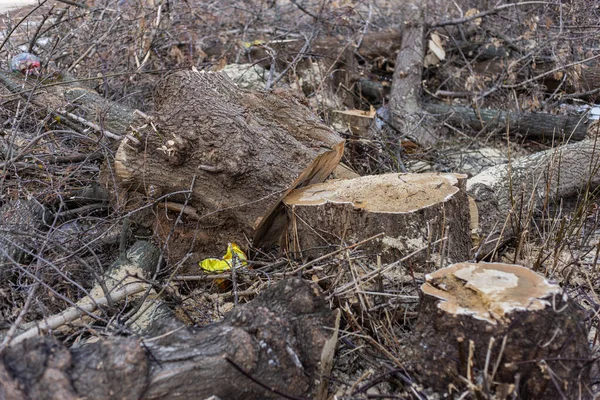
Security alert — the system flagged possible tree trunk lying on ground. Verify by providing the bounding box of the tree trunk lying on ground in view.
[0,72,134,140]
[283,173,472,269]
[114,71,344,262]
[424,103,588,141]
[0,278,337,400]
[467,137,600,257]
[409,262,591,398]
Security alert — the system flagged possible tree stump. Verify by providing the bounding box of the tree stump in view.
[410,262,591,398]
[283,173,471,268]
[113,71,344,261]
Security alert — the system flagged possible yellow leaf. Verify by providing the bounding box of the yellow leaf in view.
[465,8,481,26]
[199,243,248,272]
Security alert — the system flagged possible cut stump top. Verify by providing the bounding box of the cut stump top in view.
[284,173,467,213]
[422,262,562,325]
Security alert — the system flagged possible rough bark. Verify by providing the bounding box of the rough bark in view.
[283,173,472,269]
[114,71,344,262]
[0,71,134,138]
[389,15,441,147]
[424,102,588,141]
[0,200,48,281]
[409,262,591,398]
[467,137,600,257]
[0,278,336,400]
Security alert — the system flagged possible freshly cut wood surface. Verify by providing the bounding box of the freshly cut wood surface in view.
[411,262,590,398]
[283,173,472,268]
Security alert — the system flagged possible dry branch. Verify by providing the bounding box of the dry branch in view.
[424,103,588,141]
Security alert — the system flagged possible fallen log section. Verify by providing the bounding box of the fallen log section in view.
[409,262,591,398]
[424,103,588,141]
[0,278,337,400]
[468,137,600,256]
[283,173,472,268]
[114,71,344,260]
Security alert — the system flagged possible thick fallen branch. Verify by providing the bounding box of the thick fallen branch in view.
[424,103,588,141]
[0,278,336,400]
[468,137,600,256]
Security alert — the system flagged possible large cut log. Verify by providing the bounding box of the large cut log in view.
[424,103,588,141]
[283,173,472,268]
[0,278,337,400]
[114,71,344,260]
[467,137,600,257]
[409,262,591,398]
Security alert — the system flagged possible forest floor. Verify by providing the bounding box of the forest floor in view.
[1,0,600,398]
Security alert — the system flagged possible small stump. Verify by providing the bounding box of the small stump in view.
[411,262,591,398]
[283,173,471,268]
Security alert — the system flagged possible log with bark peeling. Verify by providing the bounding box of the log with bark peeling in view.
[114,71,344,261]
[0,278,337,400]
[409,262,591,398]
[283,173,472,268]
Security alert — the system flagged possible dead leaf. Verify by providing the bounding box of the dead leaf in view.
[212,57,227,72]
[428,33,446,61]
[465,8,481,25]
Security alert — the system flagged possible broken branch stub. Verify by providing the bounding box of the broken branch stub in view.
[283,173,471,268]
[411,262,591,397]
[114,71,344,260]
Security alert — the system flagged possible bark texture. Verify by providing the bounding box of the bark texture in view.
[0,71,134,137]
[424,103,588,141]
[467,137,600,256]
[114,71,344,260]
[389,19,441,147]
[0,200,48,281]
[0,278,336,400]
[283,173,472,269]
[410,262,591,398]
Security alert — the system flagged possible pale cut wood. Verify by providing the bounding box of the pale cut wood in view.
[283,173,472,269]
[410,262,590,398]
[114,71,344,260]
